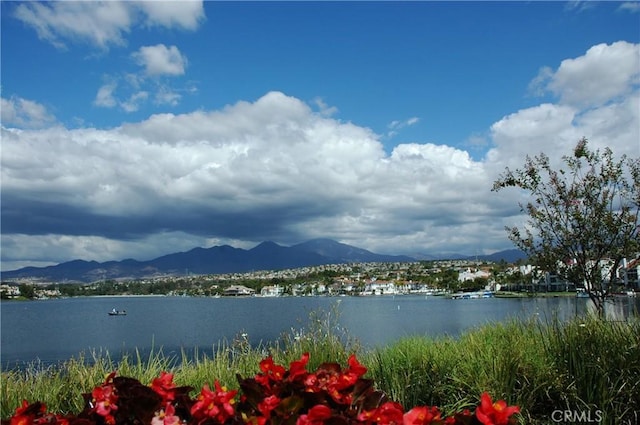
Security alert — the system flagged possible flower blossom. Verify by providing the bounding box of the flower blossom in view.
[151,403,182,425]
[287,353,310,382]
[257,395,281,419]
[90,372,118,425]
[10,401,47,425]
[151,372,178,403]
[190,381,238,424]
[303,355,367,405]
[403,406,443,425]
[296,404,333,425]
[359,402,405,425]
[255,357,287,388]
[475,393,520,425]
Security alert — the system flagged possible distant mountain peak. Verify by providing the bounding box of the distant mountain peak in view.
[1,239,525,283]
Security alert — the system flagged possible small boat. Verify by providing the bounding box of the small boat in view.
[108,309,127,316]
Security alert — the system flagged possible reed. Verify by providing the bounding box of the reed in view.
[2,309,638,425]
[366,315,639,425]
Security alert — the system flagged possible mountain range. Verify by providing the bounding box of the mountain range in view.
[1,238,526,283]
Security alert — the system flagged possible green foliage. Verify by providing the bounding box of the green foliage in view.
[18,283,35,299]
[492,139,640,314]
[366,316,640,425]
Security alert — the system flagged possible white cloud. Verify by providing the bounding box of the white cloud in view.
[2,42,639,269]
[132,44,188,77]
[1,91,500,266]
[94,81,118,108]
[312,97,338,117]
[534,41,640,107]
[136,1,205,30]
[13,1,204,49]
[387,116,420,138]
[1,96,56,128]
[121,91,150,112]
[14,1,133,49]
[92,45,189,112]
[94,80,149,112]
[489,42,640,170]
[154,87,182,106]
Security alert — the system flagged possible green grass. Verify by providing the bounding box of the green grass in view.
[2,308,639,425]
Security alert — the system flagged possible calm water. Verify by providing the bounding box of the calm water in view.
[2,295,638,370]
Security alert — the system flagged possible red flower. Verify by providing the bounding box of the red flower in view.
[151,403,181,425]
[90,372,118,425]
[333,354,367,391]
[359,402,404,425]
[288,353,310,382]
[255,357,287,388]
[296,404,333,425]
[403,406,443,425]
[304,368,349,405]
[9,401,46,425]
[303,358,367,406]
[347,354,367,378]
[151,372,177,403]
[257,395,281,418]
[475,393,520,425]
[190,381,238,424]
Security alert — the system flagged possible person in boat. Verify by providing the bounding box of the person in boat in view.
[112,308,117,314]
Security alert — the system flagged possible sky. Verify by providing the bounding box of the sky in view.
[1,1,639,272]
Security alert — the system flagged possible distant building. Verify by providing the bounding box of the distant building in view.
[362,280,397,295]
[223,285,255,296]
[618,257,640,289]
[260,285,283,297]
[458,268,491,282]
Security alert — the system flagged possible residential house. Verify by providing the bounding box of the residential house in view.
[260,285,283,297]
[223,285,255,296]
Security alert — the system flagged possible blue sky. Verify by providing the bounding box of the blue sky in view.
[1,1,639,271]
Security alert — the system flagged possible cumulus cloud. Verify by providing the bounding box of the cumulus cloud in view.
[137,1,206,30]
[1,91,501,268]
[132,44,188,76]
[532,41,640,108]
[489,41,640,167]
[12,1,204,49]
[2,42,638,270]
[1,96,56,128]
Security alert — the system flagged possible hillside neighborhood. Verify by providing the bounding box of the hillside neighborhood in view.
[2,255,639,300]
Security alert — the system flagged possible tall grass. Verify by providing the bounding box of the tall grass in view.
[2,307,638,425]
[367,315,640,425]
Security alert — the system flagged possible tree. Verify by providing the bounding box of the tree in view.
[492,138,640,315]
[18,283,35,299]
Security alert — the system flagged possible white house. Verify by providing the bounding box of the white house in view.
[260,285,283,297]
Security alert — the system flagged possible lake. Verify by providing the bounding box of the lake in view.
[2,295,639,370]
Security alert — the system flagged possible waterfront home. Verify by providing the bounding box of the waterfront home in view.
[260,285,283,297]
[223,285,255,296]
[361,280,397,296]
